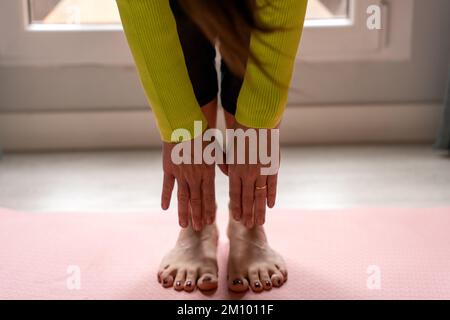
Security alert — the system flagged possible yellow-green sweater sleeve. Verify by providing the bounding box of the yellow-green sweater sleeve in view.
[236,0,308,129]
[116,0,207,142]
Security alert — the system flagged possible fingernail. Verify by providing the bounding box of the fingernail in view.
[233,279,243,285]
[185,281,192,287]
[255,282,261,288]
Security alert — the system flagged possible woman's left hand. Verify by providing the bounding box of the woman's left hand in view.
[227,123,280,228]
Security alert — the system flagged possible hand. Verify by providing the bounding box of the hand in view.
[160,136,216,231]
[227,123,280,228]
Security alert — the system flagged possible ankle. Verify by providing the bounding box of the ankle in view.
[227,215,267,243]
[179,222,218,242]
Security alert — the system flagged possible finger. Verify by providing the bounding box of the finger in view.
[218,150,228,176]
[161,173,175,210]
[188,180,203,231]
[254,176,267,226]
[202,174,216,225]
[228,173,242,221]
[218,163,229,176]
[242,179,255,228]
[177,179,190,228]
[267,174,278,208]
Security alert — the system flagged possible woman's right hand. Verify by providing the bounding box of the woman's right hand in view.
[160,138,216,231]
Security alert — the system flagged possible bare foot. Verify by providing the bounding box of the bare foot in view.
[227,218,288,293]
[158,223,219,292]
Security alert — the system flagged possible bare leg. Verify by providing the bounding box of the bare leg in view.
[157,99,220,292]
[224,111,288,293]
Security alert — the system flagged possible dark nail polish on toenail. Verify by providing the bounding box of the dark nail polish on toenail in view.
[176,281,181,287]
[186,281,192,287]
[265,280,271,287]
[203,276,211,282]
[163,279,168,285]
[255,282,261,288]
[233,279,243,285]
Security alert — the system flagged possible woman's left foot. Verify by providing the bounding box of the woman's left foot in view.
[227,218,288,293]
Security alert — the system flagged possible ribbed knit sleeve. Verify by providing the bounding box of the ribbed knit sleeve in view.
[235,0,308,129]
[116,0,207,142]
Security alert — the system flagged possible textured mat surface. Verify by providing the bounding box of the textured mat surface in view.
[1,207,449,300]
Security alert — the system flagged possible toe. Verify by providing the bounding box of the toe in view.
[162,275,174,288]
[174,270,186,291]
[248,269,263,293]
[161,268,176,288]
[270,269,284,288]
[228,276,249,293]
[275,263,288,281]
[184,269,198,292]
[157,270,163,283]
[197,273,218,291]
[259,269,272,290]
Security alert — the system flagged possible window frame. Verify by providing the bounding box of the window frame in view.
[0,0,414,66]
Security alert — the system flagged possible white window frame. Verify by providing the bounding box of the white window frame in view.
[0,0,414,66]
[300,0,414,62]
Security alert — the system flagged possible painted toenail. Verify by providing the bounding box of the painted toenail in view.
[203,276,212,282]
[186,281,192,287]
[255,282,261,288]
[233,279,243,285]
[163,279,168,285]
[265,280,271,287]
[176,281,181,287]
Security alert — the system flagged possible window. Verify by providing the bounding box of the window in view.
[28,0,120,25]
[0,0,413,66]
[28,0,350,25]
[306,0,349,20]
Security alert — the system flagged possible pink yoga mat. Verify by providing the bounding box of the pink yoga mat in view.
[0,207,449,300]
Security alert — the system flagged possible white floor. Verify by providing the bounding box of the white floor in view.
[0,145,449,213]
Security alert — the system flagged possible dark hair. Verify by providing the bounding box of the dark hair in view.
[178,0,277,80]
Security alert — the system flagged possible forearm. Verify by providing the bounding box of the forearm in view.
[235,0,308,129]
[116,0,207,142]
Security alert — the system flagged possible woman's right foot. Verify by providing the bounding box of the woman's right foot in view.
[157,223,219,292]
